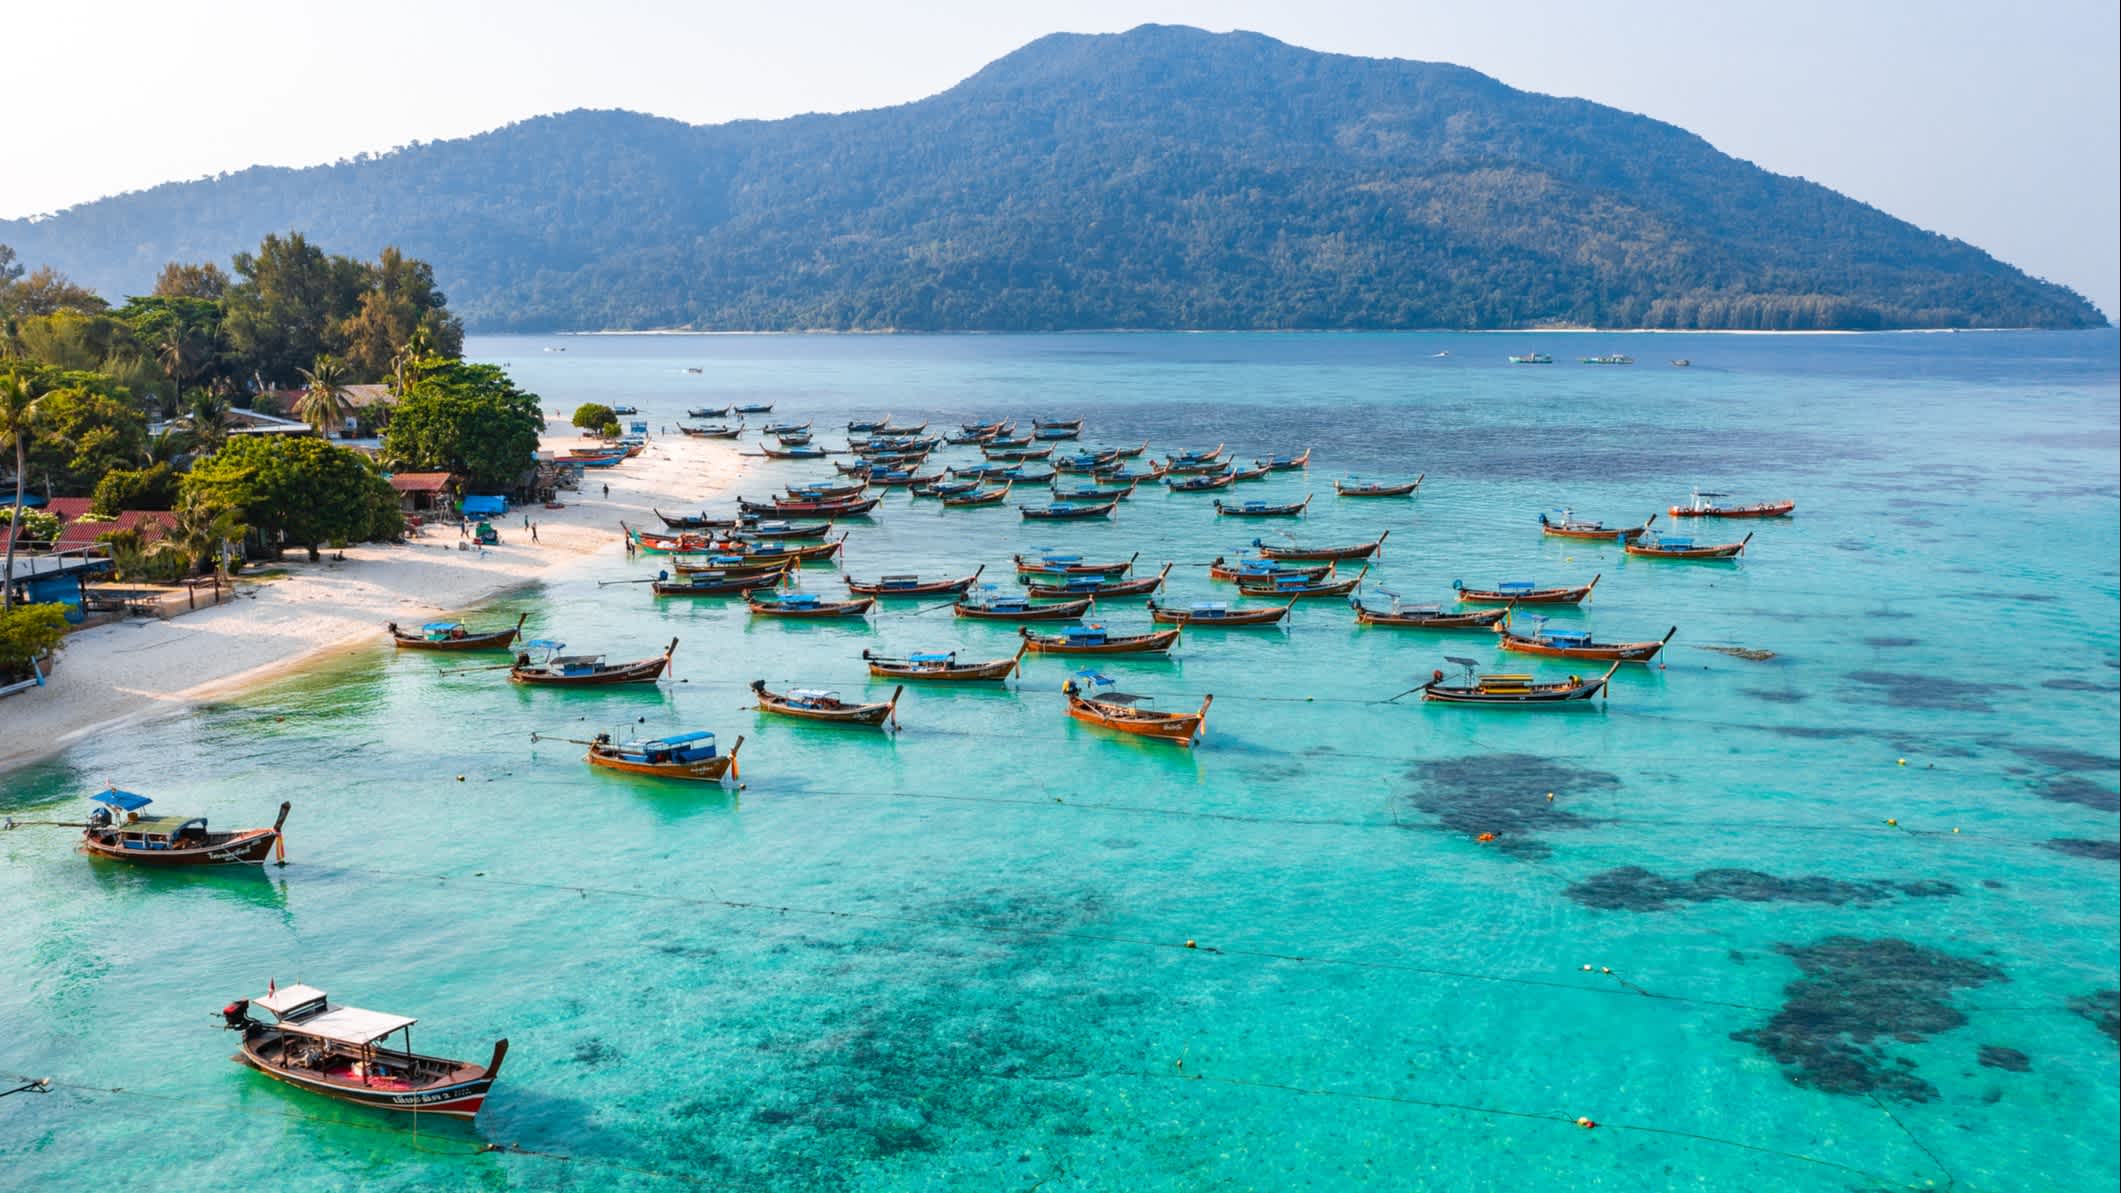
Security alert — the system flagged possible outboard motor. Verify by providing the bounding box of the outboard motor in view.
[221,999,250,1030]
[88,806,113,830]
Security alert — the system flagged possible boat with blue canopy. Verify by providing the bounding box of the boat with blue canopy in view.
[751,681,902,727]
[954,585,1097,621]
[510,638,677,686]
[1019,621,1180,654]
[77,787,290,867]
[745,590,874,618]
[1497,613,1676,662]
[568,729,743,782]
[1145,596,1295,626]
[1452,574,1599,604]
[862,643,1029,681]
[386,612,527,651]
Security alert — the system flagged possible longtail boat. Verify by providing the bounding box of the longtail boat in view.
[1062,672,1210,746]
[729,519,834,539]
[655,508,724,530]
[1539,510,1650,542]
[1497,615,1676,662]
[980,466,1054,484]
[653,568,786,596]
[737,495,880,517]
[1020,622,1180,654]
[911,478,982,498]
[982,445,1054,461]
[864,469,943,488]
[1166,471,1236,492]
[1033,425,1081,441]
[388,612,528,651]
[688,406,732,418]
[1259,449,1311,470]
[1207,555,1334,583]
[1335,474,1423,497]
[732,402,776,414]
[625,524,711,554]
[1014,550,1137,577]
[960,419,1013,435]
[862,643,1028,681]
[1111,441,1149,459]
[1025,562,1173,598]
[771,430,814,447]
[844,565,986,596]
[1051,481,1136,502]
[1033,417,1084,431]
[1254,530,1389,561]
[942,483,1012,507]
[668,551,803,576]
[758,445,829,460]
[1214,495,1310,517]
[1626,531,1752,560]
[678,423,744,439]
[1668,490,1795,518]
[1421,658,1621,705]
[1228,463,1273,482]
[1145,597,1295,626]
[1020,499,1117,520]
[784,480,867,500]
[846,416,890,433]
[984,435,1033,450]
[944,430,998,445]
[877,421,929,436]
[79,789,289,867]
[1236,563,1367,598]
[954,587,1096,621]
[1453,574,1599,604]
[578,729,741,781]
[1165,458,1234,477]
[1097,464,1169,484]
[745,591,873,618]
[751,681,901,728]
[1169,443,1225,464]
[1052,450,1122,473]
[694,533,846,566]
[222,984,505,1119]
[1348,592,1507,629]
[511,638,676,685]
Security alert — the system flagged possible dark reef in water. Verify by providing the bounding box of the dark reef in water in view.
[2040,677,2115,693]
[1845,670,2003,712]
[2038,777,2120,812]
[1403,754,1617,857]
[2013,745,2120,773]
[2069,989,2120,1043]
[1732,936,2005,1101]
[1566,867,1958,912]
[1977,1044,2031,1072]
[2043,838,2121,862]
[1743,688,1809,704]
[1861,637,1919,648]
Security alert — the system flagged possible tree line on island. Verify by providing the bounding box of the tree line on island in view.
[2,231,543,673]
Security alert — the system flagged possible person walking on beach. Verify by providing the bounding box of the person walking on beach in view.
[602,483,609,499]
[459,521,468,540]
[530,522,540,543]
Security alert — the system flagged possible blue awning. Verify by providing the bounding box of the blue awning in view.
[461,496,506,516]
[93,788,154,811]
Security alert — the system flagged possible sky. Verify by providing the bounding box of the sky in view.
[8,0,2117,317]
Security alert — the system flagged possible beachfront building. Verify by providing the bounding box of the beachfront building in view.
[2,550,114,616]
[386,472,462,515]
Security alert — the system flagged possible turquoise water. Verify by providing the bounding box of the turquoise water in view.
[4,331,2116,1190]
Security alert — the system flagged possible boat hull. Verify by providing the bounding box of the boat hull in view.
[954,598,1096,621]
[511,657,670,685]
[81,827,279,866]
[587,749,736,782]
[1065,694,1211,745]
[235,1032,502,1119]
[1021,628,1180,654]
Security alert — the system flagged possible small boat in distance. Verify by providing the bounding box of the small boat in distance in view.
[751,681,902,728]
[510,638,677,686]
[1420,658,1621,705]
[1669,359,1692,368]
[1258,449,1311,471]
[1213,495,1311,517]
[1145,597,1296,626]
[1580,354,1634,365]
[79,788,289,867]
[1348,592,1509,629]
[688,406,731,418]
[1254,530,1389,561]
[1668,490,1795,518]
[1019,622,1181,654]
[1626,531,1753,560]
[1019,499,1118,520]
[1062,672,1211,746]
[733,402,776,414]
[1508,353,1553,365]
[862,644,1028,681]
[1334,474,1423,498]
[1538,511,1650,542]
[1496,614,1677,662]
[1014,550,1137,577]
[387,612,527,651]
[1453,575,1599,605]
[576,730,742,782]
[221,984,506,1119]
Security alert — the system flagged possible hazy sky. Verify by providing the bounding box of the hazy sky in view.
[9,0,2116,316]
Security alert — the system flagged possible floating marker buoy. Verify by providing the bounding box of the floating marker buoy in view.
[1952,827,1960,833]
[1184,939,1197,949]
[1575,1116,1598,1130]
[1897,758,1907,766]
[456,775,466,782]
[1885,818,1898,826]
[1546,791,1555,800]
[1581,964,1593,972]
[1477,832,1497,842]
[1600,967,1611,975]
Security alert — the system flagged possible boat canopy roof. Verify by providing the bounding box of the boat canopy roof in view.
[288,1005,418,1046]
[93,788,153,811]
[650,731,715,747]
[1539,628,1593,643]
[909,652,954,663]
[1498,581,1537,591]
[420,621,463,632]
[789,688,838,702]
[255,983,330,1016]
[1190,601,1228,613]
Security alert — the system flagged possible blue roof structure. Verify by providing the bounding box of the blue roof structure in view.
[461,495,506,516]
[93,789,153,811]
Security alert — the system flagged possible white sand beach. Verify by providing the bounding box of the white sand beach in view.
[0,418,755,774]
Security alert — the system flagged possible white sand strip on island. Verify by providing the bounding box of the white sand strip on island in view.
[0,418,759,775]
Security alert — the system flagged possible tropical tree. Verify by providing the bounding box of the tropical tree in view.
[144,426,195,467]
[382,361,543,491]
[154,321,215,417]
[183,389,232,451]
[151,261,231,301]
[0,601,68,679]
[153,493,247,579]
[1,368,45,610]
[182,434,400,561]
[295,355,353,436]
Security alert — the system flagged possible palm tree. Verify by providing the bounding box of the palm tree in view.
[295,355,353,437]
[154,323,212,419]
[184,389,232,451]
[1,368,47,611]
[389,326,436,396]
[143,426,195,468]
[154,494,247,579]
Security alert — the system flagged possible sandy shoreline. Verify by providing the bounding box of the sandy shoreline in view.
[0,417,751,775]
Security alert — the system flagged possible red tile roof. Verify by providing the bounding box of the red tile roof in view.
[50,502,176,548]
[387,472,459,493]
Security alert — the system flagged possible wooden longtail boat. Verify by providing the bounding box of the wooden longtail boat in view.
[1024,562,1173,598]
[745,591,874,618]
[729,519,835,540]
[656,508,724,530]
[865,470,943,488]
[982,445,1055,461]
[1539,510,1650,542]
[1164,458,1233,477]
[1097,464,1169,484]
[862,643,1028,681]
[1052,450,1121,473]
[1015,550,1137,578]
[772,430,814,446]
[222,985,506,1119]
[694,533,847,565]
[1051,481,1136,502]
[678,423,744,439]
[1255,529,1389,561]
[954,588,1097,621]
[844,565,985,596]
[1421,658,1621,705]
[737,495,880,517]
[1453,574,1599,604]
[877,421,929,436]
[1348,593,1508,629]
[1169,443,1225,464]
[1021,622,1180,654]
[1335,474,1423,497]
[960,419,1012,435]
[985,435,1033,450]
[79,789,289,867]
[1497,616,1676,662]
[511,639,676,686]
[624,523,715,553]
[758,445,829,460]
[1668,490,1795,518]
[751,681,902,728]
[1213,495,1311,517]
[1166,471,1236,492]
[688,406,732,419]
[1626,532,1753,560]
[1033,417,1084,431]
[732,402,776,414]
[1145,597,1295,626]
[652,568,787,596]
[1062,673,1211,746]
[1236,563,1368,598]
[784,481,867,500]
[1111,441,1149,459]
[942,483,1012,507]
[1228,463,1273,482]
[578,730,742,782]
[944,430,997,445]
[1020,499,1117,520]
[1207,555,1334,583]
[1033,426,1081,440]
[911,478,982,498]
[668,551,801,576]
[1258,449,1311,470]
[388,612,528,651]
[847,416,891,433]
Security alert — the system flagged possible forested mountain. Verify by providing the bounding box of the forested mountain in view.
[3,25,2103,331]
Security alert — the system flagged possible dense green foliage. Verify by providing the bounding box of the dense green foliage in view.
[0,27,2103,331]
[571,402,618,436]
[0,506,63,542]
[381,359,542,491]
[91,463,181,516]
[0,602,69,676]
[25,385,148,495]
[181,435,401,561]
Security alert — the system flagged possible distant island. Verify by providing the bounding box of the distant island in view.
[1,25,2104,333]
